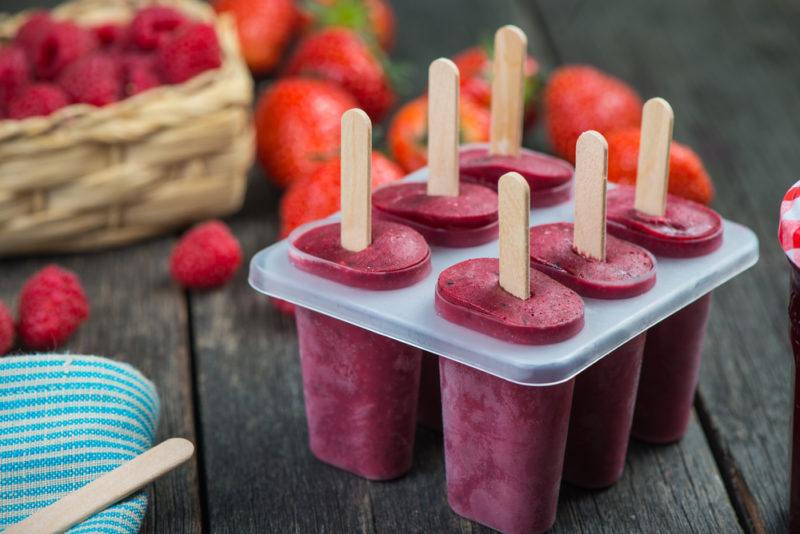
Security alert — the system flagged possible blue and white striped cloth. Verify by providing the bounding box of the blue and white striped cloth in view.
[0,355,160,533]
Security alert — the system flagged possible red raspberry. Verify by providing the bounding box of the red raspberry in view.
[170,220,242,289]
[7,83,70,119]
[18,265,90,351]
[59,53,122,107]
[157,23,221,84]
[93,23,128,49]
[14,11,54,53]
[0,301,13,355]
[29,20,97,80]
[0,46,29,108]
[129,6,187,50]
[122,54,161,96]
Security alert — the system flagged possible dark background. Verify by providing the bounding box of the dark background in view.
[2,0,797,532]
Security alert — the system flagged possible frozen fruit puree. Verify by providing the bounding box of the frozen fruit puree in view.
[440,358,574,533]
[372,182,499,246]
[435,258,585,344]
[459,146,574,207]
[290,220,431,289]
[528,222,654,487]
[604,186,723,444]
[606,185,723,257]
[530,222,656,299]
[290,219,431,480]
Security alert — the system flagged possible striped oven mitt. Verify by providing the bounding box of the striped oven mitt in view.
[0,355,160,533]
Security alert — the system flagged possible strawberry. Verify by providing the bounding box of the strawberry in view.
[453,45,540,127]
[7,83,69,119]
[0,46,29,109]
[129,6,187,50]
[544,65,642,163]
[156,22,222,84]
[255,77,357,187]
[279,150,403,237]
[387,95,491,173]
[299,0,395,51]
[213,0,297,75]
[59,53,122,107]
[284,28,394,121]
[606,127,715,205]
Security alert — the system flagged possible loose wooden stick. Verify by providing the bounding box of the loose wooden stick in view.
[427,58,460,197]
[340,108,372,251]
[489,25,527,157]
[498,172,530,300]
[573,131,609,261]
[634,97,674,216]
[5,438,195,534]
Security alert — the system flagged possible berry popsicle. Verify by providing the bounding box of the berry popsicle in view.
[372,58,499,247]
[289,109,432,480]
[605,98,723,444]
[457,26,574,207]
[530,131,656,489]
[437,170,584,533]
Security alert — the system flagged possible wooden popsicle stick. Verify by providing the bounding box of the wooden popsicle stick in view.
[498,172,530,300]
[489,25,527,157]
[5,438,195,534]
[573,130,609,261]
[634,97,674,216]
[427,58,460,197]
[340,108,372,251]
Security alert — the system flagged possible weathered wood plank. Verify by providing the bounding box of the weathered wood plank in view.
[0,240,203,533]
[533,0,800,531]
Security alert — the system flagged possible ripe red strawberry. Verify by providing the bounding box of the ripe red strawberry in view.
[544,65,642,163]
[129,6,187,50]
[7,83,70,119]
[18,265,90,350]
[453,45,540,127]
[255,77,357,187]
[284,28,394,121]
[213,0,297,75]
[28,20,97,80]
[387,95,491,172]
[299,0,395,51]
[122,54,161,96]
[170,220,242,289]
[606,127,715,205]
[59,53,122,107]
[279,150,403,237]
[0,300,13,355]
[0,46,29,109]
[157,22,222,84]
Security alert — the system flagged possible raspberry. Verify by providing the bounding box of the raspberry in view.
[170,220,242,289]
[29,20,97,80]
[129,6,187,50]
[0,301,14,355]
[7,83,70,119]
[93,23,128,49]
[18,265,90,350]
[0,46,29,108]
[14,11,54,53]
[59,53,122,107]
[122,54,161,96]
[157,23,221,84]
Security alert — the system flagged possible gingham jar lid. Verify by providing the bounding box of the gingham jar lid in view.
[780,180,800,267]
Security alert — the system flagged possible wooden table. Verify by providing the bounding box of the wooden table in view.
[2,0,796,531]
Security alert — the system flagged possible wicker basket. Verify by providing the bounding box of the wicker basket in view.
[0,0,254,256]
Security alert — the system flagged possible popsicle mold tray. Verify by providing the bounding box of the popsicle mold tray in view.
[250,167,759,386]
